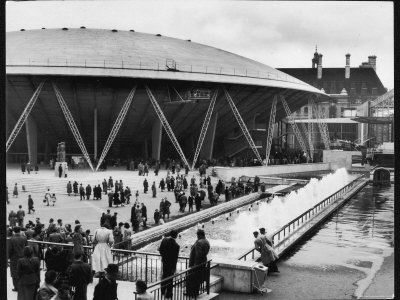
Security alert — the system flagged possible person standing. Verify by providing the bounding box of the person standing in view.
[108,176,114,189]
[159,178,165,192]
[16,205,25,227]
[123,223,132,250]
[86,184,92,200]
[79,184,85,201]
[154,209,161,225]
[143,178,149,194]
[67,252,92,300]
[195,192,202,212]
[66,181,72,196]
[9,210,18,227]
[58,164,63,178]
[92,224,114,275]
[8,226,28,292]
[102,179,108,195]
[135,280,153,300]
[72,225,84,258]
[13,183,19,198]
[186,229,210,297]
[37,270,58,300]
[110,212,118,230]
[188,195,194,213]
[108,189,114,208]
[93,263,119,300]
[141,203,148,228]
[17,246,40,300]
[158,230,180,299]
[259,228,279,273]
[151,181,157,198]
[73,181,79,196]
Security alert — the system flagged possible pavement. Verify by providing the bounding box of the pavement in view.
[6,164,221,235]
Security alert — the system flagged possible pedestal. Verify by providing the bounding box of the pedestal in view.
[54,162,68,178]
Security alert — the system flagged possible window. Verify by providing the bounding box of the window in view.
[304,107,308,115]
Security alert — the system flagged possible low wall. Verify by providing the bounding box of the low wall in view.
[323,150,361,170]
[214,163,331,182]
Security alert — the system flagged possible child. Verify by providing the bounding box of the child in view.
[135,190,139,202]
[51,193,57,206]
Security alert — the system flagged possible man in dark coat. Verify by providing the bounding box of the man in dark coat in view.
[8,226,28,291]
[93,263,118,300]
[67,252,92,300]
[79,184,85,201]
[186,229,210,297]
[143,178,149,193]
[86,184,92,200]
[58,164,63,178]
[108,189,114,208]
[28,195,35,214]
[17,205,25,227]
[102,179,108,195]
[110,213,118,230]
[195,192,202,212]
[67,181,72,196]
[159,230,180,298]
[141,203,148,228]
[73,181,79,195]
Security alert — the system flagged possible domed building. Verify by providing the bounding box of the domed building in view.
[6,28,325,168]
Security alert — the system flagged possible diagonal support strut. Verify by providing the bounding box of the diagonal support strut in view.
[191,90,218,170]
[223,85,264,165]
[52,83,94,171]
[145,85,190,169]
[265,95,277,165]
[96,86,137,171]
[6,80,45,152]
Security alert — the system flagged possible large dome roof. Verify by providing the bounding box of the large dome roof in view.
[6,28,323,94]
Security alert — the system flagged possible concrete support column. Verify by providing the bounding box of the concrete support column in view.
[26,116,38,165]
[94,107,97,160]
[144,139,149,160]
[44,140,50,164]
[200,112,218,160]
[152,119,162,160]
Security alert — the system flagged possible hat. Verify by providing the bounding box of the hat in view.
[105,264,119,274]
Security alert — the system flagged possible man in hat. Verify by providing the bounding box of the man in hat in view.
[253,231,279,273]
[159,230,180,298]
[258,228,279,273]
[93,263,119,300]
[186,228,210,297]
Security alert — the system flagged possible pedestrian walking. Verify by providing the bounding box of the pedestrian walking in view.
[28,195,35,214]
[86,184,92,200]
[143,178,149,193]
[154,209,161,225]
[141,203,148,228]
[50,193,57,206]
[73,181,78,196]
[8,210,18,227]
[58,164,63,178]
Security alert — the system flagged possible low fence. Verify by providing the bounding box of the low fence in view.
[8,240,189,283]
[238,175,367,261]
[134,260,213,300]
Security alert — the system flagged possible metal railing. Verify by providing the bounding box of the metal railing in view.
[134,260,212,300]
[238,175,365,261]
[8,239,189,283]
[6,57,307,86]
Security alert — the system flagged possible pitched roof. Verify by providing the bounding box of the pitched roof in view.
[277,67,386,95]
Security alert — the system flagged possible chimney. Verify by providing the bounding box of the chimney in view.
[317,54,323,79]
[368,55,377,72]
[345,53,351,79]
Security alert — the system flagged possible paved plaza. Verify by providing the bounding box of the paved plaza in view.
[6,164,220,238]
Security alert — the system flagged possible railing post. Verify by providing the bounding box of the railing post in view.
[206,261,211,294]
[145,254,148,282]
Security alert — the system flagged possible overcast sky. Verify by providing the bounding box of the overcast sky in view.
[6,0,394,89]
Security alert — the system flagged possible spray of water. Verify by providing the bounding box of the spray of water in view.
[228,168,350,252]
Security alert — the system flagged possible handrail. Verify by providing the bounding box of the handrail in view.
[238,174,366,261]
[6,58,308,86]
[136,260,212,299]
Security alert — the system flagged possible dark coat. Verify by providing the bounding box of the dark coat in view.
[189,238,210,267]
[141,205,147,219]
[93,277,118,300]
[28,197,34,209]
[73,182,79,194]
[17,257,40,285]
[67,182,72,194]
[67,260,92,300]
[159,237,180,271]
[9,234,28,278]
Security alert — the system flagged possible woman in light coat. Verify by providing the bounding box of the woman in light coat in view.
[92,224,114,274]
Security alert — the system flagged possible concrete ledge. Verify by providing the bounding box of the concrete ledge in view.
[214,163,330,182]
[197,292,219,299]
[132,193,260,249]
